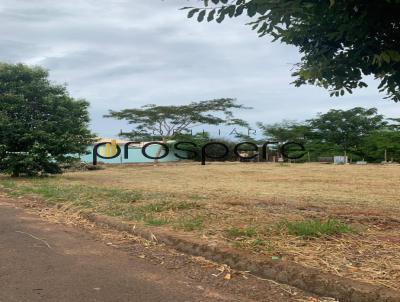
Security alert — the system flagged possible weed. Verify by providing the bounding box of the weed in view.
[176,216,204,231]
[283,219,354,238]
[226,226,257,239]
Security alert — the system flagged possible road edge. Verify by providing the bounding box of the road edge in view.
[81,212,400,302]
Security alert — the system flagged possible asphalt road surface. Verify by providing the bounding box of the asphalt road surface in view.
[0,202,216,302]
[0,200,321,302]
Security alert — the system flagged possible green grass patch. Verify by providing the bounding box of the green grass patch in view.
[176,216,204,231]
[0,178,206,230]
[0,178,142,205]
[283,219,354,238]
[0,178,142,213]
[131,201,202,220]
[226,226,258,239]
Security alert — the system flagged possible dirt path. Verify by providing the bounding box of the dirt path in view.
[0,200,329,302]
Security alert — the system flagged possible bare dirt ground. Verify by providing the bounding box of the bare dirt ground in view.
[1,162,399,291]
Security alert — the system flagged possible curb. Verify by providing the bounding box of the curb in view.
[81,212,400,302]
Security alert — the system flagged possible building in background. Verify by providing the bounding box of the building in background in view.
[79,138,184,164]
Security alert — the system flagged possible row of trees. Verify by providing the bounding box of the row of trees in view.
[257,108,400,162]
[1,2,399,175]
[0,62,398,176]
[108,104,400,163]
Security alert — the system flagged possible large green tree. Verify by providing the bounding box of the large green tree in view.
[0,63,95,176]
[105,98,250,142]
[361,130,400,162]
[308,107,386,155]
[184,0,400,102]
[257,120,332,161]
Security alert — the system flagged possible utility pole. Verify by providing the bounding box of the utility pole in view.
[384,149,387,163]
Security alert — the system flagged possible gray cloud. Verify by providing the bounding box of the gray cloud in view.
[0,0,398,137]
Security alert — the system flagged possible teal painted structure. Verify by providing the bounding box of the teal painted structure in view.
[80,144,183,164]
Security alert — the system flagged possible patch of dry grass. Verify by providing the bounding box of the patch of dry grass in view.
[1,162,400,290]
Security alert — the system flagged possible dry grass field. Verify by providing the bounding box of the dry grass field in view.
[1,162,400,290]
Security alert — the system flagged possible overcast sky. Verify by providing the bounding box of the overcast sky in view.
[1,0,398,138]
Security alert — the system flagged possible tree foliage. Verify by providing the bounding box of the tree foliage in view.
[258,107,397,162]
[183,0,400,102]
[258,120,310,143]
[105,98,251,141]
[361,130,400,162]
[0,63,95,176]
[308,107,386,153]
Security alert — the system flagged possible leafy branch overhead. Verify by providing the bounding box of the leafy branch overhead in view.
[183,0,400,102]
[105,98,251,140]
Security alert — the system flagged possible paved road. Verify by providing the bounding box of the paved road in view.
[0,202,225,302]
[0,201,321,302]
